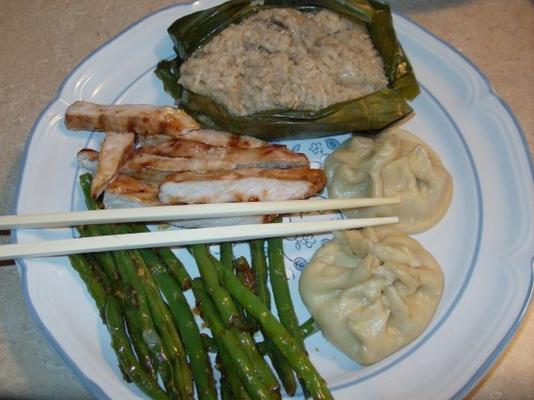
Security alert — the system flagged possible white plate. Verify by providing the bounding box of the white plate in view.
[13,1,534,399]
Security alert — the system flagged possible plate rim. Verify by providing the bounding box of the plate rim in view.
[395,12,534,399]
[11,3,534,400]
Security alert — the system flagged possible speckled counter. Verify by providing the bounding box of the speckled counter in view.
[0,1,532,398]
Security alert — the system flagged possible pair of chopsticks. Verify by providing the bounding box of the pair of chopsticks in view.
[0,197,399,260]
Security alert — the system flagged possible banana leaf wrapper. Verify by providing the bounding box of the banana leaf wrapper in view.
[155,0,419,140]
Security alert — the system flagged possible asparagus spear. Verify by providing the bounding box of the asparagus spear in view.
[68,239,164,394]
[191,245,280,398]
[110,246,180,397]
[105,296,170,400]
[220,376,233,400]
[233,256,259,332]
[80,175,182,397]
[68,252,129,382]
[191,279,271,400]
[219,265,333,400]
[219,242,234,270]
[157,248,192,291]
[249,240,270,307]
[68,254,108,320]
[221,246,260,334]
[77,226,121,291]
[300,317,319,339]
[268,232,304,350]
[264,340,298,396]
[190,244,242,328]
[112,225,193,399]
[219,244,249,330]
[269,230,313,397]
[79,175,158,380]
[216,343,251,400]
[253,318,319,356]
[241,246,297,396]
[129,232,217,400]
[127,223,191,290]
[78,230,157,381]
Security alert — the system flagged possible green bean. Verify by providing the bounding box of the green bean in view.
[68,254,108,320]
[105,296,169,400]
[249,240,270,307]
[190,244,242,328]
[300,317,319,339]
[78,175,157,380]
[220,267,333,400]
[197,246,280,398]
[268,232,304,350]
[110,247,179,397]
[191,279,271,400]
[265,341,297,396]
[243,243,297,396]
[216,345,251,400]
[233,256,259,332]
[112,224,193,399]
[219,244,250,330]
[128,223,191,290]
[130,232,216,400]
[219,242,234,270]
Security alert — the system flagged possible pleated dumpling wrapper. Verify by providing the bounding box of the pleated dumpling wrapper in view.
[299,227,444,365]
[324,128,453,233]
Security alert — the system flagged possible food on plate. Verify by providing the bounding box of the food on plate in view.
[144,129,268,148]
[45,1,457,397]
[76,139,325,207]
[156,0,419,139]
[102,175,267,228]
[139,138,308,169]
[103,174,160,207]
[299,226,444,365]
[324,128,453,233]
[90,132,135,198]
[178,8,388,116]
[78,141,309,183]
[66,101,268,148]
[70,173,333,399]
[69,101,326,228]
[65,101,200,136]
[79,160,325,208]
[159,167,327,204]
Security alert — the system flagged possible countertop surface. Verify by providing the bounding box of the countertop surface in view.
[1,0,533,399]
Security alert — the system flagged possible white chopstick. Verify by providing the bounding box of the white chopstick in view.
[0,197,399,229]
[0,217,398,260]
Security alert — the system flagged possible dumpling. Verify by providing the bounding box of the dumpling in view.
[324,128,453,233]
[298,227,443,365]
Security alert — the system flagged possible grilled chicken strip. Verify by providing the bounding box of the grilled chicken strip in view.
[79,149,241,182]
[79,150,232,182]
[103,175,267,227]
[78,141,309,183]
[140,139,308,169]
[122,153,236,182]
[138,129,267,148]
[159,168,326,205]
[65,101,200,136]
[91,132,135,198]
[103,175,161,208]
[181,129,267,148]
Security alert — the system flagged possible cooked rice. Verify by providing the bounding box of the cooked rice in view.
[179,8,388,116]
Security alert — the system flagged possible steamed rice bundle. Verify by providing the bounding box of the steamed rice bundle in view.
[156,0,419,140]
